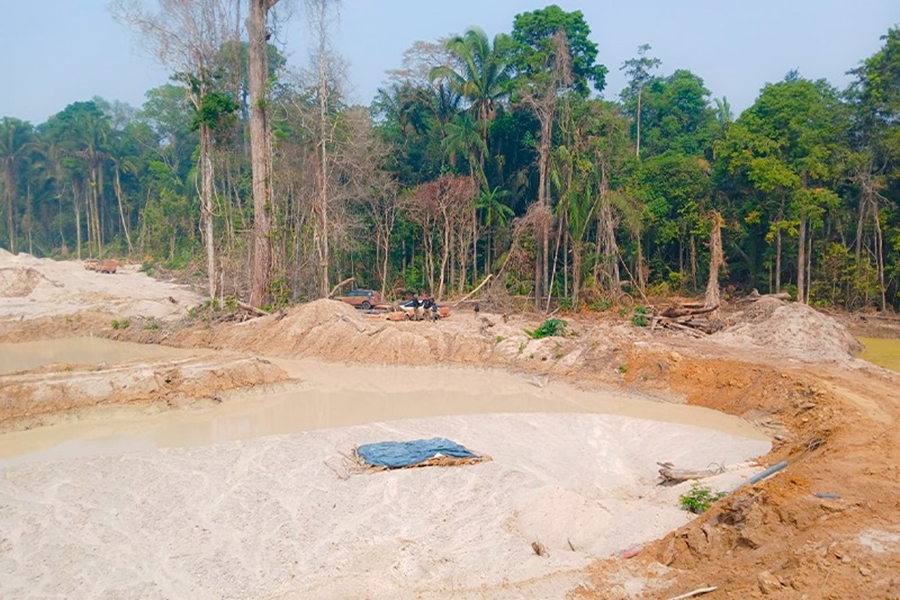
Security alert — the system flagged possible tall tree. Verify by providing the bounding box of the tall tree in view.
[507,5,606,309]
[113,0,239,299]
[0,118,34,254]
[248,0,281,307]
[620,44,660,158]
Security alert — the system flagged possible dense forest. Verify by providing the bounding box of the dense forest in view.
[2,2,899,312]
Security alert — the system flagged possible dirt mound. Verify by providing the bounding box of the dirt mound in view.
[0,267,43,297]
[715,297,862,361]
[182,299,503,367]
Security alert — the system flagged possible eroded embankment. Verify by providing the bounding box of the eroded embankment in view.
[0,345,287,432]
[573,351,900,599]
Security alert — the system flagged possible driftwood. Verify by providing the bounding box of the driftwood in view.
[657,462,725,483]
[328,277,355,299]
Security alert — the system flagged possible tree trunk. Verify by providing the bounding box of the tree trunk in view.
[73,182,82,260]
[704,211,724,310]
[797,212,807,304]
[199,123,216,300]
[90,163,103,258]
[635,87,642,158]
[775,227,782,293]
[3,162,15,254]
[690,235,697,290]
[597,162,619,293]
[114,166,133,254]
[248,0,278,307]
[572,239,582,308]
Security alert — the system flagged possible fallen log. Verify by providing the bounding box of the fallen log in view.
[737,290,790,303]
[237,301,270,317]
[657,462,725,483]
[661,304,719,318]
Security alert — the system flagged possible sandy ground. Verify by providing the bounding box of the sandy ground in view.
[0,249,202,322]
[0,413,767,599]
[2,253,900,599]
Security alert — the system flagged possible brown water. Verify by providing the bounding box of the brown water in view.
[0,337,200,375]
[858,337,900,372]
[0,339,768,467]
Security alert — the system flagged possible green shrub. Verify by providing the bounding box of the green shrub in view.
[111,318,131,330]
[588,299,613,312]
[525,318,568,339]
[631,305,651,327]
[679,483,727,514]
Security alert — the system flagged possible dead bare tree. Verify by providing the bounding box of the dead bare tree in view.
[303,0,342,297]
[518,31,572,311]
[112,0,238,299]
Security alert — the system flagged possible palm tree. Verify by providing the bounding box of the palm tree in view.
[0,117,34,253]
[475,185,513,272]
[431,27,510,175]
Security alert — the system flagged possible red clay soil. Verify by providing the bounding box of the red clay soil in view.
[573,351,900,599]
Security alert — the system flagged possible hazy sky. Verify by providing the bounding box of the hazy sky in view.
[1,1,897,125]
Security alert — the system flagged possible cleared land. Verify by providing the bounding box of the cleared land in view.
[1,251,899,599]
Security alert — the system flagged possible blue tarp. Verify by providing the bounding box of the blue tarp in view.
[357,437,478,469]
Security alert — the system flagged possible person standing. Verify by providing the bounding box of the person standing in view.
[422,296,435,321]
[411,294,421,321]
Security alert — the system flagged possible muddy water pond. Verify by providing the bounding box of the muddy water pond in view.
[858,337,900,372]
[0,338,767,467]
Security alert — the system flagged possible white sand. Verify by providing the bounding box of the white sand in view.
[0,252,201,322]
[0,412,768,599]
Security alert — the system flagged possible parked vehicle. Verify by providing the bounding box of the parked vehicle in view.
[98,259,118,274]
[335,289,382,310]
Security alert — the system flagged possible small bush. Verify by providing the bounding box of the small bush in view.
[679,483,727,514]
[631,305,651,327]
[588,299,613,312]
[111,318,131,330]
[525,318,568,339]
[144,320,160,331]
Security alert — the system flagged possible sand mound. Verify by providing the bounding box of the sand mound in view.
[715,297,862,361]
[0,267,43,297]
[199,298,502,366]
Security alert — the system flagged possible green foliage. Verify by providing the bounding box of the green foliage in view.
[587,298,613,312]
[111,318,131,330]
[191,92,239,135]
[508,5,608,96]
[631,305,651,327]
[679,483,727,514]
[265,277,293,311]
[144,320,160,331]
[525,318,568,339]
